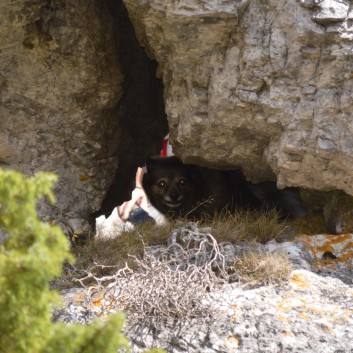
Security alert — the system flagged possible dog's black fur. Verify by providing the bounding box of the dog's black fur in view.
[142,156,308,220]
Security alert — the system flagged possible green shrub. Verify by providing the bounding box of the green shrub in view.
[0,169,163,353]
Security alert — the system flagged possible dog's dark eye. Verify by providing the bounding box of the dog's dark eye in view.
[156,179,167,188]
[178,177,188,186]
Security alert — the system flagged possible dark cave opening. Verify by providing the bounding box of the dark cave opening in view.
[96,1,169,218]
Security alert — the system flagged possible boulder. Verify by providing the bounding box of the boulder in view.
[123,0,353,196]
[0,0,122,222]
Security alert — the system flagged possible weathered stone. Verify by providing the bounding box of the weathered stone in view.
[310,0,350,24]
[55,227,353,353]
[0,0,122,220]
[123,0,353,198]
[126,270,353,353]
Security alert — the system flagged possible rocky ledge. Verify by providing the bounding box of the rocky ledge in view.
[54,225,353,353]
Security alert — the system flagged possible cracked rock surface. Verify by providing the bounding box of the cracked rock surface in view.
[0,0,122,221]
[55,227,353,353]
[122,269,353,353]
[124,0,353,195]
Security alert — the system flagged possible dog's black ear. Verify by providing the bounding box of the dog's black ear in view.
[145,156,157,172]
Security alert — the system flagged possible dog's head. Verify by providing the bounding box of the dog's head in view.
[142,156,195,213]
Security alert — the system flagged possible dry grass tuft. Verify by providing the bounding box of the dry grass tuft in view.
[228,249,293,286]
[56,209,290,291]
[62,220,182,284]
[204,208,288,244]
[72,208,286,275]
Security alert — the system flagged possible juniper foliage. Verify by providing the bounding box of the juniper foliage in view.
[0,169,163,353]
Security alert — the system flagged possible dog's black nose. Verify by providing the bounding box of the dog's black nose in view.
[169,192,180,202]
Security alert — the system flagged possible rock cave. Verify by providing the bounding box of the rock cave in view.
[2,0,353,234]
[2,1,353,352]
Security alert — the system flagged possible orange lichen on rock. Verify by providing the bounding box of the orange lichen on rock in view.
[298,237,319,260]
[277,315,292,324]
[290,273,311,289]
[316,243,335,253]
[337,250,353,263]
[297,312,309,320]
[332,309,353,324]
[309,306,324,315]
[328,233,351,243]
[298,233,353,269]
[343,241,353,251]
[277,297,306,313]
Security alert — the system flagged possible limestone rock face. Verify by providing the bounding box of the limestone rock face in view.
[124,0,353,194]
[55,224,353,352]
[0,0,122,220]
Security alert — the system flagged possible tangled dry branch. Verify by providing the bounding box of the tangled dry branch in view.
[71,224,229,325]
[71,223,292,328]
